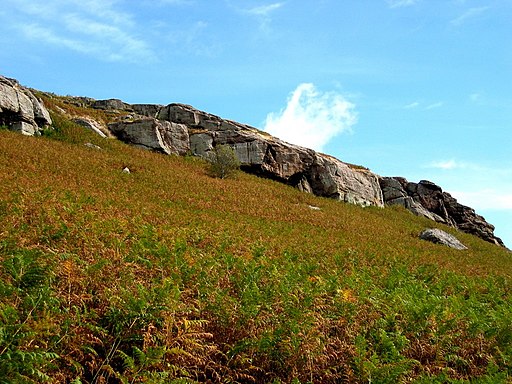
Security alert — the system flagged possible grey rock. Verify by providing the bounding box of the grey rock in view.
[308,155,383,206]
[132,104,163,118]
[381,176,505,247]
[11,121,37,136]
[0,75,52,135]
[84,142,102,150]
[190,133,214,156]
[122,167,131,174]
[157,103,383,207]
[419,228,467,250]
[108,118,190,155]
[73,117,109,138]
[93,99,130,111]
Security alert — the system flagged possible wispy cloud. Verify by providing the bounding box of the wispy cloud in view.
[428,159,469,170]
[263,83,357,152]
[387,0,419,9]
[7,0,156,63]
[246,2,285,16]
[404,102,420,109]
[451,6,490,26]
[425,101,443,110]
[403,101,443,110]
[230,1,285,31]
[162,21,220,57]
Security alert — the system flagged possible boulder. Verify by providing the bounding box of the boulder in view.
[381,177,505,247]
[0,75,52,135]
[73,117,109,138]
[308,155,383,206]
[108,118,190,155]
[419,228,467,250]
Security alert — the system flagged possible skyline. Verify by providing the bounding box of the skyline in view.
[1,0,510,246]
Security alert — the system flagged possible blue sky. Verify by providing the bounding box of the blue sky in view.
[1,0,511,247]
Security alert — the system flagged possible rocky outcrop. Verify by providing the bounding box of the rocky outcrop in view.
[381,177,504,247]
[420,228,468,250]
[109,118,190,156]
[157,103,384,207]
[104,102,383,207]
[1,75,503,247]
[0,76,52,135]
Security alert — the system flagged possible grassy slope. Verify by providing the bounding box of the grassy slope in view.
[0,107,511,383]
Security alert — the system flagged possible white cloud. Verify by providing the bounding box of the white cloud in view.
[451,6,490,26]
[7,0,156,63]
[404,102,419,109]
[425,101,443,110]
[263,83,357,152]
[387,0,419,9]
[428,159,468,170]
[228,1,285,31]
[246,2,284,16]
[403,101,443,110]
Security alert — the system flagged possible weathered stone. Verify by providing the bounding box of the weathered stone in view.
[93,99,130,111]
[132,104,163,118]
[28,92,52,126]
[152,103,385,207]
[419,228,467,250]
[84,142,102,150]
[73,117,109,138]
[11,121,37,136]
[190,133,214,156]
[0,76,52,135]
[380,177,407,201]
[308,155,384,206]
[108,118,190,155]
[381,176,504,247]
[231,140,267,164]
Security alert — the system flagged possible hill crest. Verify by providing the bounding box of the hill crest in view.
[0,74,505,247]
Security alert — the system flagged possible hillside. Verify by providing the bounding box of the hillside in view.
[1,98,512,383]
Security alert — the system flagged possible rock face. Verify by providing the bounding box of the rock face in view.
[419,228,468,250]
[380,177,504,247]
[109,118,190,156]
[157,104,384,207]
[0,76,52,135]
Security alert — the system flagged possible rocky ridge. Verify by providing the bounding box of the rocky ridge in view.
[0,76,505,247]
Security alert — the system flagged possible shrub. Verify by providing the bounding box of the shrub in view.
[207,144,240,179]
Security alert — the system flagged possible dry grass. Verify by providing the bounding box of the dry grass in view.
[0,109,511,383]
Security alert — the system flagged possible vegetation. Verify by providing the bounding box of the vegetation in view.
[0,105,511,383]
[207,144,241,179]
